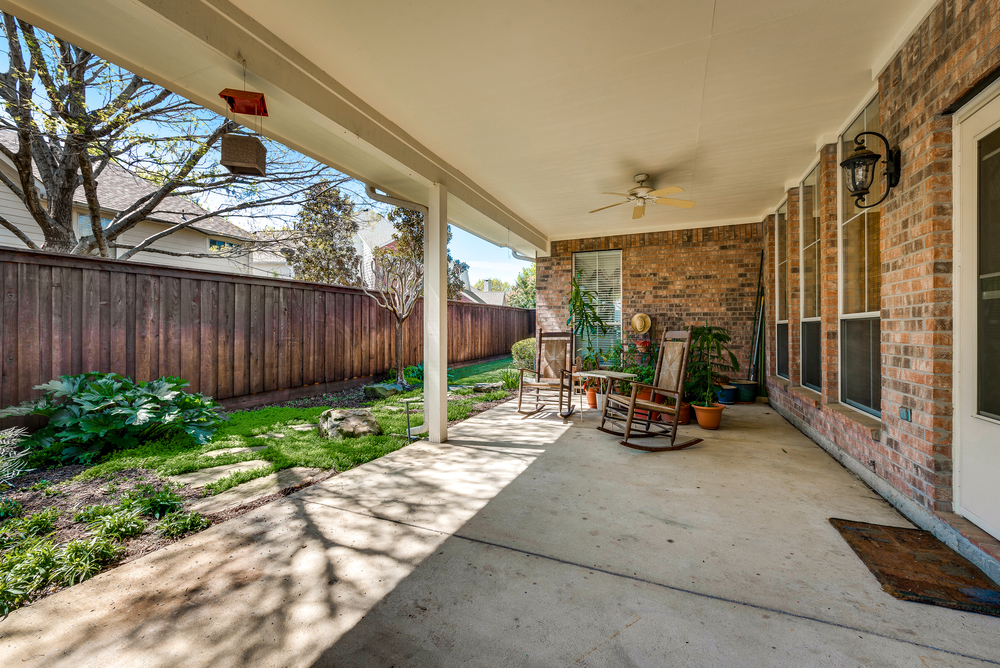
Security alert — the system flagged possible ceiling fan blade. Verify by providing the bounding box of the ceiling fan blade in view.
[649,186,683,196]
[589,201,627,214]
[632,201,646,220]
[601,192,631,197]
[656,197,696,209]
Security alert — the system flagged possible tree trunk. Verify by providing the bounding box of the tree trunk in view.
[395,317,406,385]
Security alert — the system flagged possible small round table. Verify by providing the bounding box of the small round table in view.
[569,370,637,422]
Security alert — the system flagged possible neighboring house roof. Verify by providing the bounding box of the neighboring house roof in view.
[470,289,507,306]
[354,211,395,251]
[0,130,249,241]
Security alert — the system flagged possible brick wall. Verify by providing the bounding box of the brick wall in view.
[765,0,1000,514]
[536,223,764,370]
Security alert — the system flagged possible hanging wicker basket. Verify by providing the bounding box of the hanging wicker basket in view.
[220,133,266,176]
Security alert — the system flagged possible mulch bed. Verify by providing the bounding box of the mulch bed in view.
[227,385,369,412]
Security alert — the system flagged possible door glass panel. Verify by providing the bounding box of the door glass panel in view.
[978,127,1000,419]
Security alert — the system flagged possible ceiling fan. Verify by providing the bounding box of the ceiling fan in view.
[589,173,696,220]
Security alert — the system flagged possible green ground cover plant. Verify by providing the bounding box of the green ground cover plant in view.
[80,358,516,492]
[156,511,211,538]
[0,374,224,466]
[87,509,145,542]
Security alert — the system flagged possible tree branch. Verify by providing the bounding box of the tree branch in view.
[0,212,39,249]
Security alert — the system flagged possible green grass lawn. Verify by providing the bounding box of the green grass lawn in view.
[80,357,516,494]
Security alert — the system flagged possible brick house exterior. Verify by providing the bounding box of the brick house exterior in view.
[535,0,1000,580]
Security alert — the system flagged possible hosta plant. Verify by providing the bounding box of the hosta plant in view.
[119,484,183,519]
[50,536,122,586]
[0,373,225,465]
[88,509,146,542]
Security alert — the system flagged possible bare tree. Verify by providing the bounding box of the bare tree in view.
[0,15,337,260]
[359,250,423,386]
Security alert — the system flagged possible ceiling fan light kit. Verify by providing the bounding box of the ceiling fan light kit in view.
[589,173,695,219]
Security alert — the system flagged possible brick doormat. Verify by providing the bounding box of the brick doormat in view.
[830,518,1000,617]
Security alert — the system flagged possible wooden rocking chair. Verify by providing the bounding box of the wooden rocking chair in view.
[597,330,702,451]
[516,330,574,418]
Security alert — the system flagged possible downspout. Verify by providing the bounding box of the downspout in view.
[365,183,427,215]
[366,183,537,262]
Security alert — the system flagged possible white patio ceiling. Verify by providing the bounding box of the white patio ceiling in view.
[2,0,933,255]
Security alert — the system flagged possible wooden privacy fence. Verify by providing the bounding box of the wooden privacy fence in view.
[0,247,535,410]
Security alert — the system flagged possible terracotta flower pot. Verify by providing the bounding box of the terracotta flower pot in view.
[636,387,660,420]
[587,388,598,408]
[693,402,725,430]
[653,393,689,424]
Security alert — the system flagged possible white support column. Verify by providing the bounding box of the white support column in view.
[424,183,448,443]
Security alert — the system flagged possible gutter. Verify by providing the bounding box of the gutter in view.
[365,183,537,262]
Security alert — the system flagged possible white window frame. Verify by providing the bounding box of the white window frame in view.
[799,160,822,391]
[571,249,622,359]
[837,93,882,419]
[774,200,790,379]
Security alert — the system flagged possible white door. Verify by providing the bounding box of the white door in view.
[956,93,1000,541]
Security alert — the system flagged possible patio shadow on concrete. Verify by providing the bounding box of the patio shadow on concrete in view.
[2,403,999,667]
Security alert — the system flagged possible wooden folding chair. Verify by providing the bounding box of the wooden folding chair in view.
[597,330,702,451]
[516,330,574,418]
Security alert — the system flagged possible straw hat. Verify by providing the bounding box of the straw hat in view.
[630,313,651,335]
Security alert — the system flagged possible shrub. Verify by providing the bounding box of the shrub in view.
[0,508,60,550]
[156,511,210,538]
[0,373,225,465]
[88,509,145,542]
[119,483,183,519]
[0,498,22,524]
[511,337,535,370]
[404,364,424,381]
[51,536,122,586]
[499,368,520,390]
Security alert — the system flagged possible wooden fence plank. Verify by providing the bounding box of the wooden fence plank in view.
[0,250,534,411]
[218,282,234,399]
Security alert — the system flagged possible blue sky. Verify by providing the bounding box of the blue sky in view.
[450,226,532,285]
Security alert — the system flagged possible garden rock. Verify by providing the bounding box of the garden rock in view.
[363,383,405,399]
[318,409,382,438]
[473,382,503,393]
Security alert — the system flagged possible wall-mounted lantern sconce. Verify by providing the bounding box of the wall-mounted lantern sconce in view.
[840,131,901,209]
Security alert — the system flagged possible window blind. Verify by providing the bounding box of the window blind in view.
[572,250,622,358]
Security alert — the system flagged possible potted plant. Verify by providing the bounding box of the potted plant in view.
[566,274,609,408]
[686,325,741,429]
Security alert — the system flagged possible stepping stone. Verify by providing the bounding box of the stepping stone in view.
[473,382,504,393]
[289,424,318,431]
[167,460,271,488]
[186,467,327,514]
[256,432,285,439]
[201,446,268,459]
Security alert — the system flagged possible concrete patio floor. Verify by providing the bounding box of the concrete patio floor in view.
[2,401,999,667]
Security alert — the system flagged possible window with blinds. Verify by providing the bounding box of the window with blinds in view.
[775,201,789,378]
[572,250,622,359]
[840,97,882,416]
[801,165,821,391]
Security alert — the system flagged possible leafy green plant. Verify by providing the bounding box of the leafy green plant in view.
[511,338,535,370]
[120,483,183,519]
[0,537,57,616]
[0,373,225,465]
[685,325,740,407]
[405,364,424,381]
[88,509,146,542]
[156,511,210,538]
[0,508,60,550]
[0,498,22,523]
[481,390,509,402]
[28,479,51,492]
[72,504,119,523]
[565,274,609,371]
[499,368,520,390]
[51,536,122,586]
